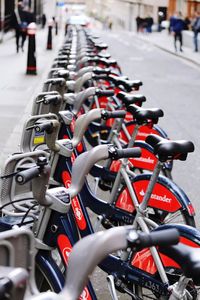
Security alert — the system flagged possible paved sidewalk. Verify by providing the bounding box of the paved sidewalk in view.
[0,26,65,169]
[134,29,200,67]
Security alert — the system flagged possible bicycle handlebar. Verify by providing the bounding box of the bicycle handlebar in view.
[95,89,115,97]
[68,145,109,198]
[131,228,180,251]
[44,78,66,86]
[16,166,40,185]
[42,95,62,106]
[108,145,141,160]
[61,226,128,300]
[60,227,179,300]
[30,227,179,300]
[71,109,102,147]
[101,109,126,120]
[35,121,53,133]
[53,69,70,80]
[0,278,12,298]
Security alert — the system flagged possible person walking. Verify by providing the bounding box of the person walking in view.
[170,11,185,52]
[145,15,154,33]
[11,1,29,53]
[192,11,200,52]
[41,13,47,29]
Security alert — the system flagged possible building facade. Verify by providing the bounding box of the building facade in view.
[168,0,200,18]
[86,0,168,31]
[86,0,200,31]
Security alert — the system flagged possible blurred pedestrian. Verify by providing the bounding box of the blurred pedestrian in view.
[136,17,145,32]
[145,16,154,33]
[158,11,164,32]
[184,16,191,30]
[191,11,200,52]
[136,16,141,32]
[170,11,185,52]
[41,13,46,28]
[108,19,113,30]
[11,1,28,53]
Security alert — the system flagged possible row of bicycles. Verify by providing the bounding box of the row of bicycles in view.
[0,24,200,300]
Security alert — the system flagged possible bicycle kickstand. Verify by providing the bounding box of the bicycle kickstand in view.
[107,275,118,300]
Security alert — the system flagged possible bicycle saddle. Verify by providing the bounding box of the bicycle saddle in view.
[159,243,200,285]
[117,92,146,107]
[127,104,163,124]
[97,58,117,67]
[87,57,116,67]
[93,67,111,75]
[98,52,111,59]
[95,43,108,50]
[146,134,195,161]
[108,75,142,91]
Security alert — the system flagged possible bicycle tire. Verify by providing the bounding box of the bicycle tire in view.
[114,175,196,227]
[35,252,64,293]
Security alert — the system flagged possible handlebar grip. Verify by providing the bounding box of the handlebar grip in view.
[101,110,126,120]
[96,89,115,97]
[15,166,40,185]
[136,229,180,250]
[35,122,53,133]
[43,95,61,105]
[117,148,141,159]
[44,78,66,86]
[108,145,141,160]
[0,278,12,298]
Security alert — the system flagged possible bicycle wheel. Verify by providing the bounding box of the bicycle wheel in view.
[35,263,54,292]
[114,175,196,227]
[35,251,64,293]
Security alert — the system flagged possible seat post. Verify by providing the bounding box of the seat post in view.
[127,124,140,149]
[139,160,163,212]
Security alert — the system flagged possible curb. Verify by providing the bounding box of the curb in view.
[135,35,200,68]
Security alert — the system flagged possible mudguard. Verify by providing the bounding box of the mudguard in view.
[115,173,195,216]
[131,224,200,275]
[119,121,168,144]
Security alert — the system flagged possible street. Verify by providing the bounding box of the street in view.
[93,29,200,227]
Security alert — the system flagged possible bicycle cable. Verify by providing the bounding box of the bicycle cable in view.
[19,203,38,227]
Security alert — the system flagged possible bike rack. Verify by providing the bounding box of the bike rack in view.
[0,228,37,300]
[0,150,49,217]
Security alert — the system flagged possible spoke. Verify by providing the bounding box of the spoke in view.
[163,211,184,224]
